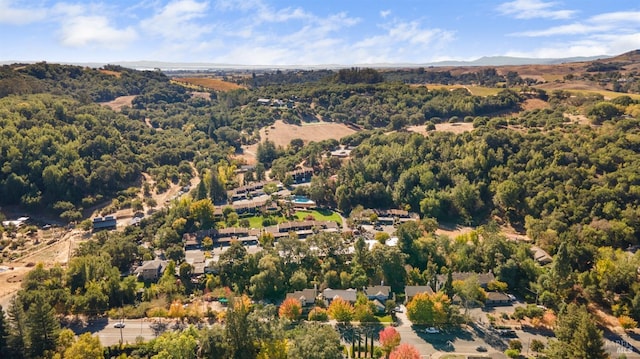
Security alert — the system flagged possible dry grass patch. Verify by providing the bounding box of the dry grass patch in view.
[238,120,357,164]
[173,77,245,92]
[99,69,121,78]
[100,95,136,112]
[521,98,550,111]
[407,122,474,136]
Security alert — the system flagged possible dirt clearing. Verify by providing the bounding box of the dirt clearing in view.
[238,120,357,164]
[407,122,474,136]
[100,95,136,112]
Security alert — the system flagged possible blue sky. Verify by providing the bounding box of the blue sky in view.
[1,0,640,65]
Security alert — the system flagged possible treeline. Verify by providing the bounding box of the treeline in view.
[0,93,224,217]
[241,66,532,88]
[0,63,174,102]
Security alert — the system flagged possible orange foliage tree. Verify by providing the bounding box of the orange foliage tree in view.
[279,297,302,321]
[379,327,401,358]
[327,297,355,322]
[390,343,420,359]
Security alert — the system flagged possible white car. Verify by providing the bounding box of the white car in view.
[423,327,439,334]
[114,322,125,328]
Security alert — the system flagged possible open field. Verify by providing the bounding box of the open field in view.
[419,84,503,97]
[238,119,357,164]
[172,77,245,92]
[538,86,640,100]
[99,95,136,112]
[407,122,474,136]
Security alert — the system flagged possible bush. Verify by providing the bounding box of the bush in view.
[308,307,329,321]
[505,348,520,358]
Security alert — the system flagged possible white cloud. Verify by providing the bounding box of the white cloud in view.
[0,0,47,25]
[59,15,137,48]
[353,21,455,63]
[380,10,391,19]
[497,0,576,20]
[140,0,212,40]
[512,9,640,38]
[514,23,610,37]
[589,11,640,25]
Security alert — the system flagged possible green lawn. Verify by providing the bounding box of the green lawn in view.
[293,209,342,225]
[233,209,342,229]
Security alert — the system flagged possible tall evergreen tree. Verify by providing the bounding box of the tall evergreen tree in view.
[7,296,28,359]
[0,305,8,357]
[26,295,60,358]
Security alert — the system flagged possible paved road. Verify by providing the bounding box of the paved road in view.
[74,318,158,346]
[394,306,506,358]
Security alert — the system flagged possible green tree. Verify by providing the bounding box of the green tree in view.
[7,296,28,359]
[250,253,285,300]
[198,325,230,359]
[226,296,258,359]
[406,291,451,326]
[548,303,606,359]
[64,333,104,359]
[0,306,6,357]
[151,329,198,359]
[287,323,342,359]
[190,198,216,229]
[26,294,60,358]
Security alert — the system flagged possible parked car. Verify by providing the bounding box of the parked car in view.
[498,329,517,337]
[476,346,488,352]
[114,322,125,328]
[423,327,439,334]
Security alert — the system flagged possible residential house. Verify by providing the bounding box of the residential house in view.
[404,285,435,304]
[92,216,117,231]
[134,260,167,281]
[485,292,512,306]
[364,285,392,302]
[285,288,318,307]
[322,288,357,305]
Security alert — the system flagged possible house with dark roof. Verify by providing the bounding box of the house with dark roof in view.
[404,285,435,304]
[92,216,117,231]
[364,285,392,302]
[485,292,512,306]
[134,260,167,281]
[285,288,318,307]
[322,288,358,305]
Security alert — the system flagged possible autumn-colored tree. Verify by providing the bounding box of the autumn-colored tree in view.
[390,343,420,359]
[308,307,329,322]
[279,298,302,321]
[406,291,451,326]
[327,298,355,323]
[379,327,401,358]
[619,315,637,330]
[168,300,186,320]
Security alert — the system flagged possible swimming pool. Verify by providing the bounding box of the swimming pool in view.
[292,195,315,204]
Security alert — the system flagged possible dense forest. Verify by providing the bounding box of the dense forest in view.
[1,62,640,358]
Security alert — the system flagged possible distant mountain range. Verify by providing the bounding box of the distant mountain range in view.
[0,54,616,71]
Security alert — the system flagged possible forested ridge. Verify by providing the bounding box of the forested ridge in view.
[1,62,640,358]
